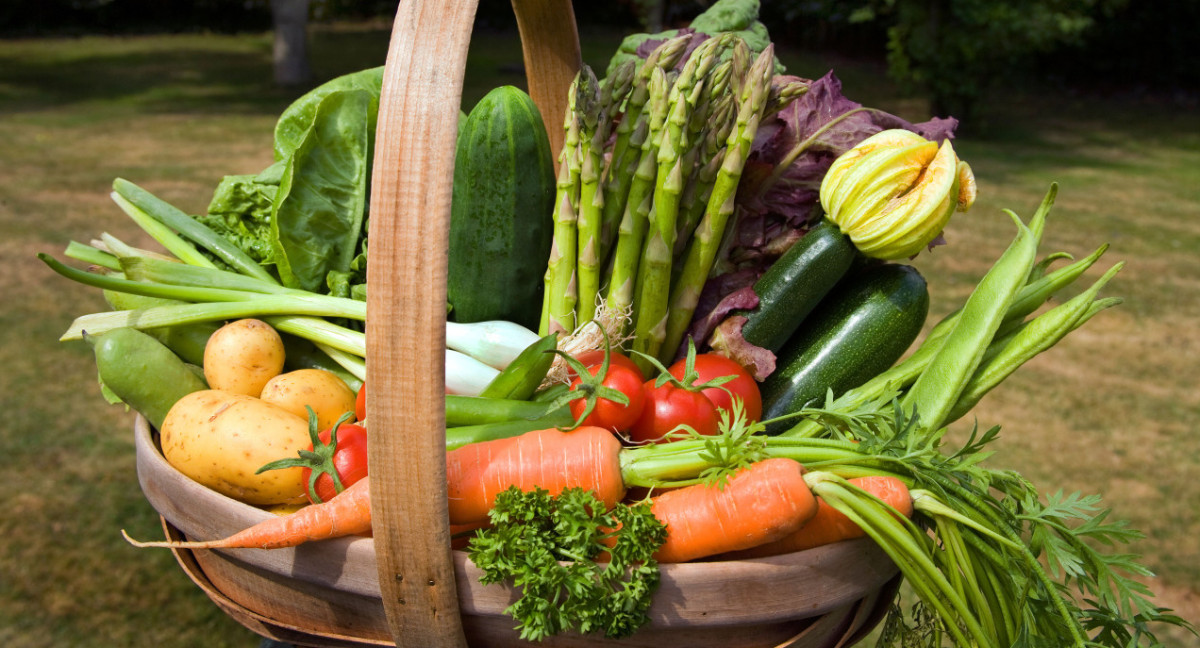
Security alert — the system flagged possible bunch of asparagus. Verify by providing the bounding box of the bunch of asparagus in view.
[537,34,807,369]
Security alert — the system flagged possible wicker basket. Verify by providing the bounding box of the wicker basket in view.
[133,1,902,646]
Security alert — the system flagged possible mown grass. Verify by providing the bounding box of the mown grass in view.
[2,20,1196,648]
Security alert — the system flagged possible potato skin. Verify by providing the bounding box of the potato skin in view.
[259,368,358,430]
[203,319,286,397]
[160,389,310,505]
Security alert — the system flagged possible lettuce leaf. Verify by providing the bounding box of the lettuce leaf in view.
[271,88,372,293]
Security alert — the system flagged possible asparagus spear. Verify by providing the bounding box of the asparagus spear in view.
[631,36,733,363]
[763,77,810,119]
[589,60,637,274]
[657,44,776,363]
[539,73,585,336]
[598,36,690,262]
[574,65,606,325]
[674,91,736,259]
[602,68,670,331]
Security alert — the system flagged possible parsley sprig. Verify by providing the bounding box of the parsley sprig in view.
[467,486,667,641]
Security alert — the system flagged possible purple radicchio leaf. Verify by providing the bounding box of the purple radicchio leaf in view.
[675,269,762,362]
[733,70,959,267]
[707,316,776,381]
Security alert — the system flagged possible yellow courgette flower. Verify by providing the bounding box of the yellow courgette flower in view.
[820,129,977,260]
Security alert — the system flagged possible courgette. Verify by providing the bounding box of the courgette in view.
[759,263,929,431]
[448,86,556,330]
[734,219,859,352]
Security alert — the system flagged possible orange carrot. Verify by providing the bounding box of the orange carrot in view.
[123,477,373,550]
[445,425,626,525]
[728,475,912,559]
[649,458,817,563]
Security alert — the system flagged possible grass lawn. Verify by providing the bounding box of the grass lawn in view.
[1,18,1196,648]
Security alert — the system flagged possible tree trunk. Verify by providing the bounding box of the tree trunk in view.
[271,0,313,87]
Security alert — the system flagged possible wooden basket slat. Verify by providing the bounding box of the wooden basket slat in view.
[365,1,479,645]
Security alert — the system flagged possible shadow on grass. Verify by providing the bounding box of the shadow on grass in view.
[0,43,295,116]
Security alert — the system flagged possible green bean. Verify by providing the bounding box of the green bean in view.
[945,264,1123,423]
[900,202,1045,433]
[445,395,562,427]
[444,406,573,450]
[479,333,559,401]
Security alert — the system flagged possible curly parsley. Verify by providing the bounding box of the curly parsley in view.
[467,487,667,641]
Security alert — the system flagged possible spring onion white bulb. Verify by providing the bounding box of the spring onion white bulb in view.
[445,320,541,370]
[445,349,501,396]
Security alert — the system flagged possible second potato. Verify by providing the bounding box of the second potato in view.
[260,368,358,429]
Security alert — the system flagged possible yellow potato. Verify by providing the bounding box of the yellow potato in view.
[259,368,358,430]
[203,318,286,397]
[160,389,310,505]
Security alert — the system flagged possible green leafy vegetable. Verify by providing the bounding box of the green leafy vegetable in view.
[467,486,667,641]
[272,88,372,293]
[273,66,383,161]
[196,171,278,266]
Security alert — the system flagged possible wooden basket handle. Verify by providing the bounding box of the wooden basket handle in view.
[365,1,580,646]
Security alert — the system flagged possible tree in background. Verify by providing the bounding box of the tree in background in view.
[845,0,1127,119]
[271,0,313,86]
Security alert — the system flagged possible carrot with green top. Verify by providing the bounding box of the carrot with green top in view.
[726,475,912,558]
[649,457,817,563]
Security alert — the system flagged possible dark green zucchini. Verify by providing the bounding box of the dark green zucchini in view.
[448,86,556,330]
[737,219,859,352]
[759,263,929,431]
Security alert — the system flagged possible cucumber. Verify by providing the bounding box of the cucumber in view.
[759,263,929,431]
[736,219,859,352]
[448,86,556,330]
[86,327,210,430]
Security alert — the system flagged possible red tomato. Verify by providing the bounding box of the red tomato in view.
[305,422,369,504]
[629,380,720,443]
[568,355,646,433]
[569,349,644,380]
[355,381,367,421]
[667,353,762,422]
